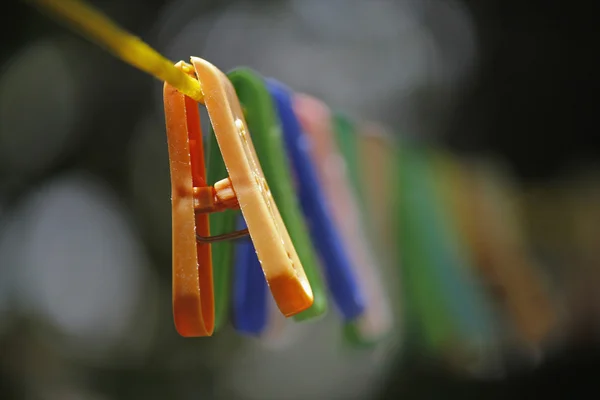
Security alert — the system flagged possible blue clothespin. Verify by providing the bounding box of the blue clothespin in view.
[232,215,269,335]
[266,79,365,320]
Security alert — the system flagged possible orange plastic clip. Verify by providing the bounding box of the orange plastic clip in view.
[163,59,313,337]
[24,0,312,336]
[164,63,217,337]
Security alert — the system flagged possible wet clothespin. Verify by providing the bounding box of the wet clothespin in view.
[163,70,216,337]
[165,59,316,337]
[266,80,364,321]
[294,95,392,344]
[223,69,327,323]
[27,0,315,337]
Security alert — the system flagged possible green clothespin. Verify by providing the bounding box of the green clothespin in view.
[395,140,456,353]
[226,68,328,322]
[206,111,239,332]
[331,112,364,205]
[427,149,506,372]
[400,144,499,371]
[331,112,395,347]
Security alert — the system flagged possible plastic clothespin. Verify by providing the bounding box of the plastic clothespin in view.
[24,0,312,337]
[204,84,253,335]
[328,112,394,346]
[293,94,392,343]
[206,122,238,333]
[427,149,508,372]
[266,79,364,321]
[164,58,314,337]
[405,144,497,366]
[432,154,520,356]
[224,69,327,322]
[458,159,557,347]
[331,113,363,202]
[232,215,269,335]
[357,123,405,343]
[331,114,389,251]
[163,68,216,337]
[395,140,454,353]
[356,122,398,264]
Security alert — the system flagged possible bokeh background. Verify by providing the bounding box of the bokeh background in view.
[1,0,598,399]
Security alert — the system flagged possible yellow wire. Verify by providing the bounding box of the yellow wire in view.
[26,0,203,102]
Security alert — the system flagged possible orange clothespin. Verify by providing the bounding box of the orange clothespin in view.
[28,0,313,337]
[163,63,217,337]
[164,60,313,337]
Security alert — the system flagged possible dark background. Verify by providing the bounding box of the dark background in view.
[1,0,599,399]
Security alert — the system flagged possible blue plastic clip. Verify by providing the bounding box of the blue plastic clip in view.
[232,216,269,335]
[266,79,365,320]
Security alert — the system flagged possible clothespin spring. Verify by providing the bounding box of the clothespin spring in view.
[193,176,250,243]
[196,230,249,243]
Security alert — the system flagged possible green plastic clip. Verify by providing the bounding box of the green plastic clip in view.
[227,68,328,322]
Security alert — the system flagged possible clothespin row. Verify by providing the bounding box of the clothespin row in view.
[397,145,559,372]
[28,0,561,360]
[169,67,402,343]
[27,0,396,346]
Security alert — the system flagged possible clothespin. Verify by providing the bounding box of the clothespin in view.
[356,122,398,266]
[221,69,327,324]
[395,140,453,353]
[294,94,392,344]
[232,215,269,335]
[422,148,502,370]
[427,149,512,373]
[266,80,365,321]
[26,0,315,337]
[396,142,496,368]
[329,112,396,346]
[331,112,363,203]
[357,123,405,345]
[460,160,558,348]
[164,59,319,337]
[206,125,238,332]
